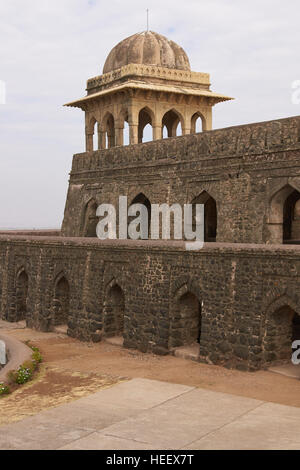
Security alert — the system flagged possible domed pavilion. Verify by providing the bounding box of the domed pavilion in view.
[65,31,233,151]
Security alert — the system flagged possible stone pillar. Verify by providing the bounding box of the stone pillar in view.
[129,123,138,144]
[153,125,162,141]
[205,110,212,131]
[98,130,106,150]
[86,132,94,152]
[128,104,139,145]
[182,126,191,135]
[115,126,124,147]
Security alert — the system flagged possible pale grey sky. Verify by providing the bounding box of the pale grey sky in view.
[0,0,300,228]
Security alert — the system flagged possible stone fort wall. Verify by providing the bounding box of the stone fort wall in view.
[0,234,299,371]
[2,115,300,371]
[62,115,300,244]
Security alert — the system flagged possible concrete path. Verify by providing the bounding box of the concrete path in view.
[1,378,300,450]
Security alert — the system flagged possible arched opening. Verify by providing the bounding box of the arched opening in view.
[16,270,28,321]
[53,276,70,327]
[103,113,115,149]
[93,123,98,151]
[162,109,184,138]
[123,119,130,146]
[138,108,153,143]
[87,117,97,152]
[264,305,300,363]
[82,199,98,237]
[268,185,300,244]
[191,191,217,242]
[191,112,206,133]
[170,290,202,349]
[103,283,125,338]
[162,125,168,139]
[283,190,300,243]
[129,193,151,236]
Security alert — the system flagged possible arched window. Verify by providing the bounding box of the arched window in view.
[268,185,300,244]
[53,276,70,327]
[191,191,217,242]
[82,199,98,237]
[264,305,300,363]
[16,270,28,321]
[170,289,202,348]
[103,283,125,338]
[129,193,151,236]
[162,109,184,138]
[191,112,206,133]
[138,108,153,143]
[283,190,300,243]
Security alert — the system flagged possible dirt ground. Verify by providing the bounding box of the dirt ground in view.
[2,324,300,426]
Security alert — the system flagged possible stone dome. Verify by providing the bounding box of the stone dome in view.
[103,31,191,74]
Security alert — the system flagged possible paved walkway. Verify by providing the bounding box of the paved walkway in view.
[1,378,300,450]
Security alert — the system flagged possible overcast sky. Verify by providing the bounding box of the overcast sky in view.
[0,0,300,228]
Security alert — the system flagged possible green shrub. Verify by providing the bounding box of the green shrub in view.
[0,382,10,396]
[15,366,33,384]
[31,349,43,364]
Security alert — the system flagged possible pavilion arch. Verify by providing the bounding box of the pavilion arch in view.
[263,296,300,363]
[169,283,202,349]
[190,191,217,242]
[86,116,97,152]
[102,279,125,338]
[81,198,98,237]
[162,109,184,138]
[138,106,154,143]
[118,108,130,146]
[101,112,115,149]
[52,274,70,327]
[191,112,207,133]
[267,183,300,244]
[15,268,29,322]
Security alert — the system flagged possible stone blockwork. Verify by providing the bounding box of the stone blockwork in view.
[62,116,300,245]
[0,235,299,371]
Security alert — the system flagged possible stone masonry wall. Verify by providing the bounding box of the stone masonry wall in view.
[0,235,299,371]
[62,116,300,244]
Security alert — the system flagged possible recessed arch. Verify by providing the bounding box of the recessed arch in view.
[53,274,70,327]
[81,198,98,237]
[263,299,300,364]
[103,281,125,338]
[190,191,217,242]
[16,268,29,321]
[169,285,202,349]
[267,184,300,243]
[129,193,151,235]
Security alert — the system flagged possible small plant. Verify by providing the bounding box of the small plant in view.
[15,365,33,384]
[6,343,43,391]
[0,382,10,396]
[32,349,43,364]
[25,341,43,364]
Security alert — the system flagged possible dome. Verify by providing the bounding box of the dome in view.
[103,31,191,74]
